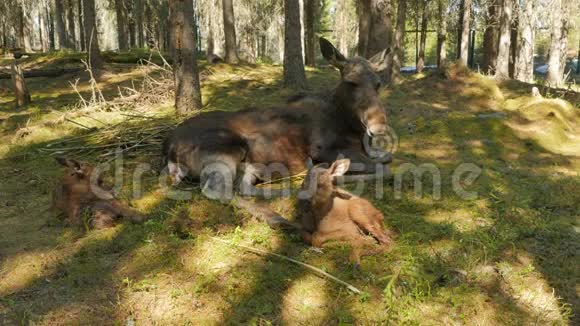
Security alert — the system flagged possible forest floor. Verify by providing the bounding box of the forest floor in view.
[0,52,579,325]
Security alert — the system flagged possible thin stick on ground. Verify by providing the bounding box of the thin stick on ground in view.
[209,236,362,294]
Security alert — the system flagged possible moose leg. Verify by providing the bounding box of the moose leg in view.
[238,163,292,198]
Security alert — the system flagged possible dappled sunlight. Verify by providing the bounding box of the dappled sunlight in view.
[424,208,492,233]
[281,274,330,324]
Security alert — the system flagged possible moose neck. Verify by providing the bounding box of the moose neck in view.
[330,82,365,134]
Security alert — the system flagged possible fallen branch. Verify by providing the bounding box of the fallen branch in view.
[209,236,362,294]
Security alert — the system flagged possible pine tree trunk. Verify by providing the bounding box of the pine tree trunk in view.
[83,0,103,72]
[136,0,144,48]
[48,5,56,50]
[115,0,128,50]
[283,0,306,89]
[514,0,534,83]
[222,0,239,64]
[54,0,69,48]
[206,14,214,56]
[437,0,447,67]
[508,13,518,78]
[304,0,317,67]
[11,63,31,107]
[558,16,569,80]
[77,0,85,51]
[483,0,499,74]
[368,0,393,58]
[495,0,512,80]
[391,0,406,83]
[67,0,76,49]
[169,0,202,115]
[459,0,471,65]
[40,11,50,52]
[417,0,428,73]
[357,0,371,57]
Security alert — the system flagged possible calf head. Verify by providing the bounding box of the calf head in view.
[320,38,389,137]
[55,157,113,200]
[300,158,350,201]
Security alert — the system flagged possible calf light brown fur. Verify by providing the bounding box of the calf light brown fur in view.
[52,157,144,229]
[298,159,393,264]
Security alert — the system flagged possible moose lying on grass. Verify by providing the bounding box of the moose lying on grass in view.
[162,38,393,205]
[297,159,393,264]
[52,157,144,229]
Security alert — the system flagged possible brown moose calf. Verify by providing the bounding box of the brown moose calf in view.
[52,157,144,229]
[298,159,393,264]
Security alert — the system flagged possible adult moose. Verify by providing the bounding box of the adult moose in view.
[162,38,393,202]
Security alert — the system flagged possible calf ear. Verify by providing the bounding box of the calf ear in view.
[330,159,350,177]
[56,156,81,170]
[319,37,346,70]
[369,48,391,72]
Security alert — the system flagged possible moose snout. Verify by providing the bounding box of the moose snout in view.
[368,124,388,136]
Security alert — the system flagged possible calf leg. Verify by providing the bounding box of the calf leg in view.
[349,205,393,246]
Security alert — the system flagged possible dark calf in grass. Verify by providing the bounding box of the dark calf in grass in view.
[297,159,393,264]
[52,157,144,229]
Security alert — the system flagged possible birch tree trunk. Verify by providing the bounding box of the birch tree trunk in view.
[546,0,562,85]
[514,0,534,83]
[495,0,512,80]
[169,0,202,115]
[283,0,306,89]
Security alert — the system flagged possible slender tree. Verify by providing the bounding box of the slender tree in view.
[169,0,202,114]
[483,0,499,73]
[514,0,534,83]
[222,0,239,63]
[436,0,447,67]
[391,0,406,83]
[357,0,371,57]
[283,0,306,88]
[417,0,428,73]
[115,0,128,50]
[304,0,318,67]
[458,0,471,65]
[54,0,68,48]
[495,0,512,80]
[77,0,84,51]
[83,0,103,72]
[66,0,76,49]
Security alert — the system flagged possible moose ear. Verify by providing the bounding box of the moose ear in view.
[319,37,346,70]
[330,159,350,177]
[56,156,80,170]
[368,48,391,72]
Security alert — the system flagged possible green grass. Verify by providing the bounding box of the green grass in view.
[0,56,578,325]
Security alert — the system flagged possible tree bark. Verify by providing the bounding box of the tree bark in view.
[391,0,406,83]
[77,0,85,51]
[54,0,69,48]
[508,11,518,78]
[304,0,317,67]
[514,0,534,83]
[495,0,512,80]
[66,0,76,49]
[368,0,393,57]
[169,0,202,115]
[222,0,239,64]
[11,63,31,107]
[206,14,214,56]
[83,0,103,73]
[436,0,447,67]
[417,0,428,73]
[357,0,371,58]
[459,0,471,65]
[483,0,499,73]
[115,0,128,50]
[283,0,306,88]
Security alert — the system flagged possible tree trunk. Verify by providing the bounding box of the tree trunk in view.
[437,0,447,67]
[483,0,499,74]
[368,0,393,57]
[391,0,406,83]
[40,11,50,52]
[304,0,317,67]
[115,0,128,50]
[11,63,31,107]
[67,0,76,49]
[495,0,512,80]
[283,0,306,88]
[417,0,428,73]
[357,0,371,57]
[83,0,103,72]
[508,12,518,78]
[77,0,85,51]
[135,0,144,48]
[558,15,569,80]
[47,5,56,50]
[206,14,214,56]
[459,0,471,65]
[514,0,534,83]
[169,0,202,115]
[222,0,239,64]
[54,0,69,49]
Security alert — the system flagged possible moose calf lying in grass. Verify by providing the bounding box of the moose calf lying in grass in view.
[298,159,393,264]
[52,157,144,229]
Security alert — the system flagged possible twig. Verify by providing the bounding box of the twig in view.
[209,236,362,294]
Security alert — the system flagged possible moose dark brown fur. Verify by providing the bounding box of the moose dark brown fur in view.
[162,38,392,201]
[52,157,144,229]
[298,159,393,264]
